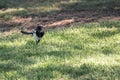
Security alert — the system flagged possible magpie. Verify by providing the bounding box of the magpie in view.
[21,25,45,44]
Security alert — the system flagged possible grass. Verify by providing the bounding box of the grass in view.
[0,21,120,80]
[0,0,120,80]
[0,0,120,20]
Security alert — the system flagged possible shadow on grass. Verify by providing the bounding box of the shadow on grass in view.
[101,46,116,55]
[0,0,61,9]
[89,21,120,39]
[23,63,120,80]
[1,0,119,18]
[61,0,120,11]
[91,29,120,39]
[99,21,120,28]
[0,62,21,72]
[1,0,119,10]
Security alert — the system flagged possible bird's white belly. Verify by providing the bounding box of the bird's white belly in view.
[33,33,39,41]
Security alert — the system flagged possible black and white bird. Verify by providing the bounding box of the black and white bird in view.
[21,25,45,44]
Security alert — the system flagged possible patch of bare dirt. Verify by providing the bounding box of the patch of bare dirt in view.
[0,10,120,32]
[27,10,120,29]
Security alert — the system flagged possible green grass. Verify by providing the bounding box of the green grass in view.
[0,0,120,79]
[0,0,120,20]
[0,21,120,80]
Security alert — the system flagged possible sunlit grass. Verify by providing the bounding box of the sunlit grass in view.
[0,21,120,79]
[0,8,25,13]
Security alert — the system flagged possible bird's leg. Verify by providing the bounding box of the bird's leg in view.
[36,39,40,45]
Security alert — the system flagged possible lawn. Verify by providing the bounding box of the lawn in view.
[0,0,120,80]
[0,21,120,80]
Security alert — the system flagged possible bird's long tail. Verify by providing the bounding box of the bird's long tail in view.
[21,31,33,35]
